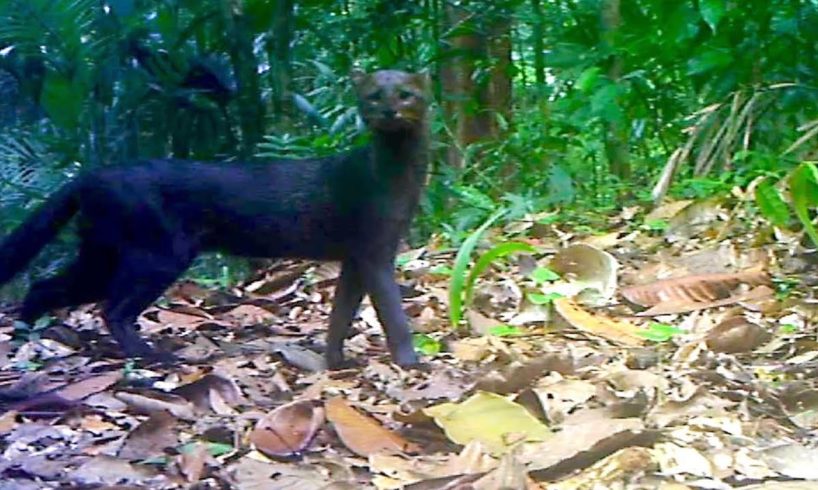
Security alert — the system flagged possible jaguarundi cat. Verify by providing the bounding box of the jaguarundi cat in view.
[0,69,429,368]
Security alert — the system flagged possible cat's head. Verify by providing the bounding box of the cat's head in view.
[351,69,429,133]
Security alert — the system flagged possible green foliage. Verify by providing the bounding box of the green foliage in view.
[413,334,442,356]
[530,267,560,284]
[754,178,790,227]
[464,242,537,305]
[488,325,524,337]
[449,210,507,330]
[527,292,563,305]
[788,162,818,247]
[637,323,684,342]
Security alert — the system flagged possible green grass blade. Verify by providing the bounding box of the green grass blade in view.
[464,241,536,305]
[449,210,507,329]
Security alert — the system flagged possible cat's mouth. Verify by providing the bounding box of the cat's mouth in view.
[367,115,422,132]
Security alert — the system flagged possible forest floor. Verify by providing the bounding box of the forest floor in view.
[0,195,817,489]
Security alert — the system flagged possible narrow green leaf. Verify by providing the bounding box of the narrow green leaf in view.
[755,178,790,227]
[464,242,536,305]
[789,163,818,247]
[488,325,524,337]
[449,210,507,329]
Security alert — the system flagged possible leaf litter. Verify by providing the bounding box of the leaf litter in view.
[0,198,817,489]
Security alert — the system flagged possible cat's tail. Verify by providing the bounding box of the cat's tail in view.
[0,180,81,285]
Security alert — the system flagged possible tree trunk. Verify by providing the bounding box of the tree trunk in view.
[531,0,545,87]
[441,2,491,169]
[601,0,630,179]
[486,10,512,136]
[222,0,263,158]
[270,0,295,122]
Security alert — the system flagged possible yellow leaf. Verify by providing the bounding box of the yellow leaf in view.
[423,391,550,455]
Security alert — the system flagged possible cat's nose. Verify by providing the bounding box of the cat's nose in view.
[382,109,397,118]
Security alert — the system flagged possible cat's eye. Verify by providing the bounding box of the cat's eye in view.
[398,90,415,100]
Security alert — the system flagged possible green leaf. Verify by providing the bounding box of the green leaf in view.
[430,265,453,276]
[413,334,442,356]
[530,267,560,284]
[637,323,684,342]
[464,242,536,305]
[789,163,818,247]
[576,67,601,92]
[590,84,624,123]
[699,0,726,32]
[687,49,732,76]
[755,178,790,227]
[179,441,234,457]
[488,325,524,337]
[527,292,563,305]
[644,219,669,231]
[40,72,83,130]
[449,210,507,329]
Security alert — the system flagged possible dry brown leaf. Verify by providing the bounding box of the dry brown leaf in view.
[523,418,647,476]
[621,270,769,308]
[115,390,197,420]
[639,285,774,316]
[69,455,162,486]
[705,316,772,353]
[325,397,419,457]
[250,400,325,458]
[53,372,121,402]
[172,373,242,412]
[546,447,656,490]
[118,410,178,460]
[178,443,209,483]
[553,298,645,346]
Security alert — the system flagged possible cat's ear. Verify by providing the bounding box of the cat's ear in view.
[350,69,368,88]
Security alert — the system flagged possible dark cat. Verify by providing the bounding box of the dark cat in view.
[0,69,429,368]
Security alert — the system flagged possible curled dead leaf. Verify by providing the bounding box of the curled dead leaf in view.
[250,399,325,458]
[705,317,771,353]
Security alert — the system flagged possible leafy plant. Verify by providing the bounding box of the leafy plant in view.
[449,210,507,329]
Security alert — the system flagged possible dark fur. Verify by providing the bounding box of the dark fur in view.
[0,69,429,368]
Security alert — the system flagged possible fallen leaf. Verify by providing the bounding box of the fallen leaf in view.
[423,391,550,455]
[178,442,210,483]
[115,390,197,420]
[550,243,619,303]
[705,316,771,353]
[621,270,769,309]
[118,410,178,460]
[762,443,818,479]
[69,455,162,486]
[523,418,647,476]
[250,400,324,458]
[326,397,419,457]
[553,298,645,346]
